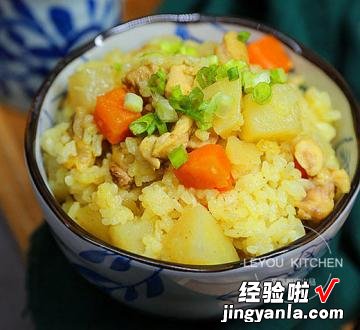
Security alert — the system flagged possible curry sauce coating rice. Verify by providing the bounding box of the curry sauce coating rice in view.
[41,33,350,265]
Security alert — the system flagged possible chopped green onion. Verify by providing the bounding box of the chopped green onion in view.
[113,62,121,71]
[188,87,204,109]
[129,113,156,135]
[154,97,178,122]
[252,82,272,104]
[237,31,251,43]
[242,70,270,93]
[206,55,219,66]
[242,70,255,93]
[155,115,168,135]
[179,45,198,56]
[168,145,188,169]
[217,59,247,80]
[146,120,157,135]
[170,85,183,101]
[124,92,143,113]
[253,71,270,85]
[196,65,218,89]
[159,39,182,54]
[148,69,167,95]
[228,59,247,71]
[270,68,287,84]
[196,101,214,130]
[227,66,239,81]
[169,86,212,128]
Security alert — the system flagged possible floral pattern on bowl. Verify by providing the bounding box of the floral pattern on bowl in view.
[0,0,120,109]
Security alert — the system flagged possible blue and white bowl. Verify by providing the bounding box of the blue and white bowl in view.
[0,0,120,110]
[25,14,360,319]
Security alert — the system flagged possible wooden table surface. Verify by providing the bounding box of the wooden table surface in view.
[0,0,161,254]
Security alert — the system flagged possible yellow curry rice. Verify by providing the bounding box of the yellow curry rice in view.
[41,33,350,265]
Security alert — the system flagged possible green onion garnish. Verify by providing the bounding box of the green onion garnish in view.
[270,68,287,84]
[146,121,157,135]
[155,115,168,135]
[154,97,178,122]
[124,92,143,113]
[217,59,247,80]
[242,71,255,93]
[159,39,182,54]
[179,45,198,56]
[242,70,270,93]
[169,86,216,129]
[227,66,239,81]
[254,71,270,84]
[196,101,215,130]
[196,65,218,89]
[206,55,219,66]
[129,113,167,136]
[252,82,272,104]
[237,31,251,43]
[148,69,167,95]
[168,145,188,169]
[188,87,204,109]
[129,113,155,135]
[113,63,122,72]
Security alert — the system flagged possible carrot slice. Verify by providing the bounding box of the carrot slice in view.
[174,144,233,191]
[294,158,309,179]
[247,35,293,72]
[94,87,141,144]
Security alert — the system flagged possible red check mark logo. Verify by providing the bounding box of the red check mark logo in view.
[315,278,340,303]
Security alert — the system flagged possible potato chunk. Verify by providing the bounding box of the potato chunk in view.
[161,205,239,265]
[76,206,110,243]
[216,31,249,63]
[203,78,243,138]
[109,218,153,255]
[68,61,118,111]
[226,136,262,177]
[240,84,302,142]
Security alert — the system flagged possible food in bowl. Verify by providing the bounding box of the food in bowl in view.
[41,31,350,265]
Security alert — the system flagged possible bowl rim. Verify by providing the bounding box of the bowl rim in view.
[25,13,360,273]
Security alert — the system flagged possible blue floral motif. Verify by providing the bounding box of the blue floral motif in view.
[335,137,353,174]
[110,257,131,271]
[79,250,111,264]
[175,24,202,43]
[0,0,119,108]
[76,249,164,301]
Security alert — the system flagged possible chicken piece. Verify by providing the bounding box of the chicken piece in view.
[294,139,324,176]
[110,162,133,187]
[331,169,350,194]
[152,116,193,158]
[188,129,218,149]
[296,182,335,222]
[165,64,194,96]
[139,135,161,169]
[124,64,158,93]
[215,31,249,64]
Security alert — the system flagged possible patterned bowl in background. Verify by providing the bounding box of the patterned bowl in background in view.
[25,14,360,319]
[0,0,120,110]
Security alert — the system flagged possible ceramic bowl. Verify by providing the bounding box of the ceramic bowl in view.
[25,14,360,319]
